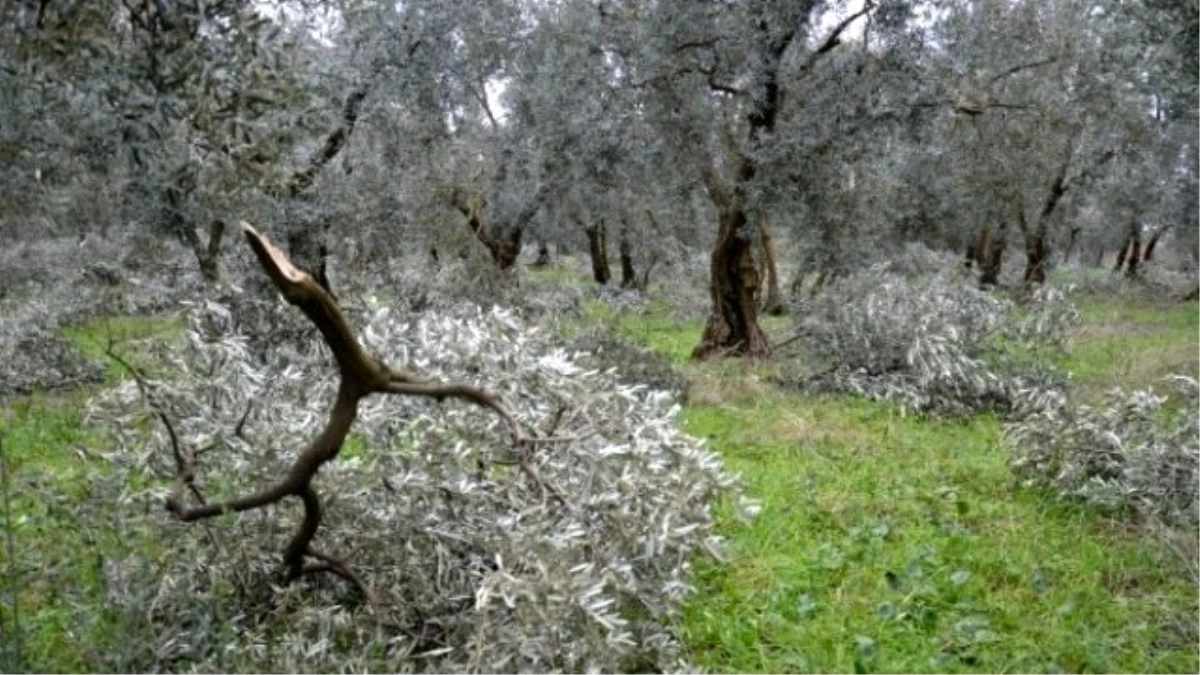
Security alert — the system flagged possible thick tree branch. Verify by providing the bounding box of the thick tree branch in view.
[159,221,552,598]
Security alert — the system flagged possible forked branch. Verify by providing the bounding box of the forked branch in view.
[162,221,547,599]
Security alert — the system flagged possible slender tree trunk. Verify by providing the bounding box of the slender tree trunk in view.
[758,215,784,315]
[585,222,611,285]
[1093,248,1104,268]
[809,269,830,298]
[1022,231,1048,286]
[618,222,637,289]
[1124,223,1143,279]
[1143,224,1171,262]
[533,239,552,267]
[1113,240,1129,273]
[1114,220,1143,279]
[978,222,1008,287]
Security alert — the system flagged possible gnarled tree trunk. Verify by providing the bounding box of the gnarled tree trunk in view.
[693,202,770,359]
[454,190,525,271]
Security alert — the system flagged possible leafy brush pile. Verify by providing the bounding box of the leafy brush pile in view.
[0,300,107,396]
[86,298,744,672]
[788,268,1079,416]
[1007,375,1199,525]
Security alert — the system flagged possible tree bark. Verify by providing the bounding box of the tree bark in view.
[1022,232,1047,286]
[1114,240,1130,273]
[977,222,1008,287]
[1143,224,1171,262]
[757,215,784,315]
[533,239,552,267]
[454,190,525,270]
[693,205,771,359]
[1124,223,1143,279]
[585,221,611,285]
[618,222,637,289]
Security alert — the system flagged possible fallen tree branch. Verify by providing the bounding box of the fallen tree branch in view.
[160,221,556,599]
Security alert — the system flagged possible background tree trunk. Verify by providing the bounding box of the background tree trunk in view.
[585,222,611,285]
[618,222,637,289]
[1062,226,1080,264]
[757,216,784,315]
[533,240,551,267]
[1023,231,1048,285]
[978,222,1008,287]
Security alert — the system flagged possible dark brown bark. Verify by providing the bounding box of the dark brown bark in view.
[1116,220,1144,278]
[154,221,543,601]
[694,206,771,359]
[585,221,611,285]
[1125,235,1143,279]
[977,222,1008,287]
[1114,240,1130,273]
[618,223,637,289]
[757,216,784,315]
[532,240,552,268]
[1143,224,1171,262]
[1023,232,1047,285]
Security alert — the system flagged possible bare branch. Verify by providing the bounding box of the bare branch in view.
[799,1,876,73]
[986,56,1058,86]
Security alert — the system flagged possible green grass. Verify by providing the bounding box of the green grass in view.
[583,294,1198,673]
[2,288,1196,673]
[1062,296,1198,398]
[62,313,185,382]
[0,392,159,672]
[1,313,185,671]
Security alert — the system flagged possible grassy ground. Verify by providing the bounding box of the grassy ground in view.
[0,315,180,671]
[568,288,1198,673]
[1,279,1196,673]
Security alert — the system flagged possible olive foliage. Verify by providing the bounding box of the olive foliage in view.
[788,246,1079,417]
[1008,375,1199,525]
[86,295,748,672]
